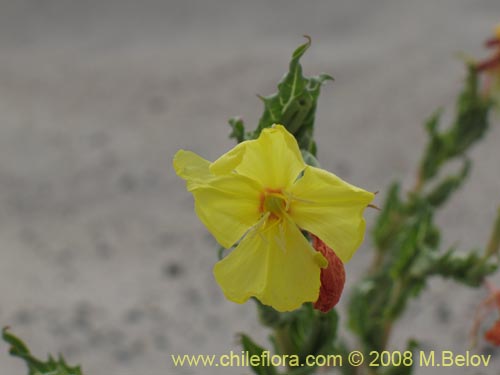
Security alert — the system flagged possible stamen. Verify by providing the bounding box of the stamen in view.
[274,222,287,253]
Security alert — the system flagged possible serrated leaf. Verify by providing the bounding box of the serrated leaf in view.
[425,249,497,287]
[419,67,492,182]
[2,328,83,375]
[451,66,492,156]
[254,37,333,154]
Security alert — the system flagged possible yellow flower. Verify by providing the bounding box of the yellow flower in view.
[173,125,374,312]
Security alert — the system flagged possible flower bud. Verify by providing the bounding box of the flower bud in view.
[310,234,346,313]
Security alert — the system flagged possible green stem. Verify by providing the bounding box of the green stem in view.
[412,170,424,194]
[381,280,404,351]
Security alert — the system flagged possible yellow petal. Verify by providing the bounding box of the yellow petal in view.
[210,125,305,190]
[174,149,263,248]
[213,217,326,312]
[173,150,212,191]
[192,175,262,249]
[290,166,374,263]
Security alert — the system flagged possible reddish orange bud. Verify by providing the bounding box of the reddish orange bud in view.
[310,234,345,313]
[485,320,500,346]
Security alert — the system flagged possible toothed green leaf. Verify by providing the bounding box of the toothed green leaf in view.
[2,328,82,375]
[420,67,492,182]
[253,37,333,153]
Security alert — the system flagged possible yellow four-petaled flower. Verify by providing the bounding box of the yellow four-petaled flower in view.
[173,125,374,312]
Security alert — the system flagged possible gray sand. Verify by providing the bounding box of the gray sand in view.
[1,1,500,374]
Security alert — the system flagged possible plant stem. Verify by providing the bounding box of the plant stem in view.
[412,171,424,194]
[380,280,403,350]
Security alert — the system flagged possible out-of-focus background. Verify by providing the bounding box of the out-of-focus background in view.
[1,1,500,374]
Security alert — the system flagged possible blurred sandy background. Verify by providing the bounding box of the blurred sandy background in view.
[1,1,500,374]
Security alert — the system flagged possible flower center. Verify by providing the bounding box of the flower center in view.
[260,189,288,219]
[265,195,285,214]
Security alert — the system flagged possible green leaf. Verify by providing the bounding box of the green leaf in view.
[228,116,247,143]
[419,67,492,182]
[239,334,278,375]
[2,328,83,375]
[426,158,471,207]
[373,183,403,251]
[450,66,492,156]
[388,205,434,280]
[254,36,333,154]
[421,249,497,287]
[420,110,445,181]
